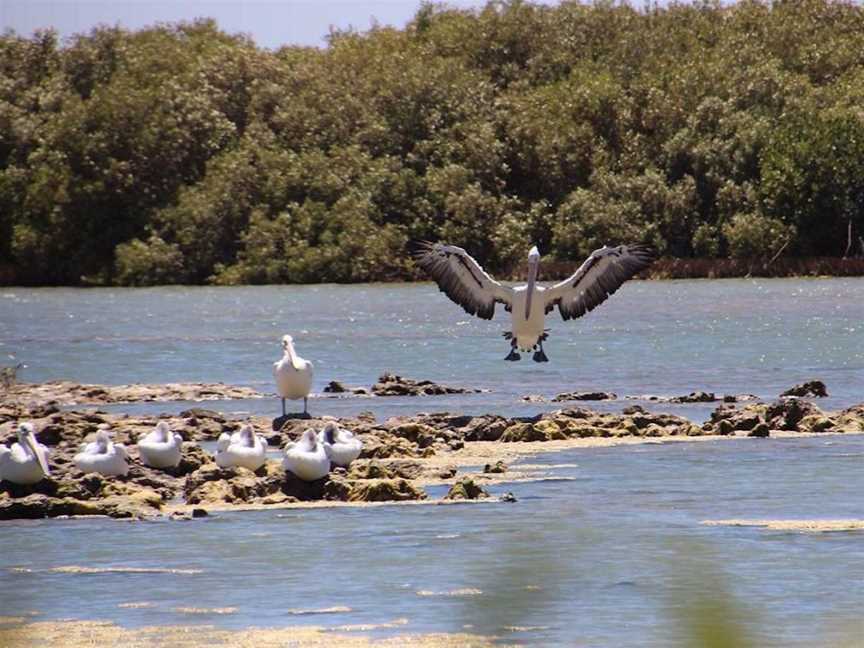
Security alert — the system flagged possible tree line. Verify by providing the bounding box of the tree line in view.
[2,0,864,286]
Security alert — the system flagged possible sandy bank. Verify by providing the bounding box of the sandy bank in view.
[701,519,864,532]
[0,619,506,648]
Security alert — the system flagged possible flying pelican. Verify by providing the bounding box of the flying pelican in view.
[317,422,362,467]
[0,423,51,484]
[215,424,268,471]
[137,421,183,469]
[74,429,129,477]
[273,334,314,416]
[413,242,655,361]
[283,429,330,481]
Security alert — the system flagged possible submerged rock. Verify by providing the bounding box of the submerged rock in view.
[781,381,828,398]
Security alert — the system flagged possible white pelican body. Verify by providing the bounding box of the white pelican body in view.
[0,423,51,484]
[74,430,129,477]
[414,242,655,362]
[283,429,330,481]
[273,334,314,415]
[215,425,268,471]
[317,423,362,467]
[137,421,183,469]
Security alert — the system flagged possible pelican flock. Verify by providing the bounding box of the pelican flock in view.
[414,242,655,361]
[215,424,269,471]
[0,423,51,484]
[273,334,314,415]
[137,421,183,469]
[74,429,129,477]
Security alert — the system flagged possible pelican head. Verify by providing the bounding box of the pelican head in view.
[154,421,170,442]
[94,430,110,453]
[281,334,294,349]
[238,425,255,447]
[322,423,338,445]
[300,429,318,450]
[18,422,50,476]
[525,245,541,319]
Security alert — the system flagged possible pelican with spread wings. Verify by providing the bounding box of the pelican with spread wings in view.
[413,242,655,362]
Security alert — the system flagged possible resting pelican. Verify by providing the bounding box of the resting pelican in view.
[0,423,51,484]
[414,242,655,361]
[215,424,268,471]
[74,429,129,477]
[273,334,314,415]
[283,429,330,481]
[317,422,362,467]
[137,421,183,469]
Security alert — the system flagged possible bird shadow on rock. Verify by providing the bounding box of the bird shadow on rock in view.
[272,413,312,431]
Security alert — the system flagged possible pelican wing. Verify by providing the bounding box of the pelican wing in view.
[413,242,513,320]
[543,244,655,321]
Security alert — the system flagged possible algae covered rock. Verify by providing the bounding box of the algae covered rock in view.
[344,478,426,502]
[444,478,489,500]
[483,460,507,474]
[500,422,547,442]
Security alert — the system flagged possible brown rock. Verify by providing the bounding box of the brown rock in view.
[552,391,617,402]
[444,478,489,500]
[781,381,828,398]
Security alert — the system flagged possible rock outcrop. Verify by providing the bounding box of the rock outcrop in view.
[781,381,828,398]
[371,373,481,396]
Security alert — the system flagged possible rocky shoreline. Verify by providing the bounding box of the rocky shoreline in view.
[1,381,862,522]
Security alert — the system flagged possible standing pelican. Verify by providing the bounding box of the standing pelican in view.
[273,334,314,415]
[0,423,51,484]
[283,429,330,481]
[413,242,655,361]
[137,421,183,469]
[74,429,129,477]
[317,422,362,467]
[215,424,268,471]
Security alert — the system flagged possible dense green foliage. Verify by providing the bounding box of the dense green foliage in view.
[2,0,864,285]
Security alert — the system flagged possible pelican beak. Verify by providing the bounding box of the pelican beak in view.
[25,430,50,477]
[525,251,539,320]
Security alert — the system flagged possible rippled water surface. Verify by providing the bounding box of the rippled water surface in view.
[3,278,863,420]
[1,279,863,645]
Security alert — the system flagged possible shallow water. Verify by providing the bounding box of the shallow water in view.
[1,436,863,647]
[2,278,863,421]
[1,279,863,646]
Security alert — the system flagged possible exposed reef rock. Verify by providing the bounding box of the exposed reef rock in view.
[552,391,617,402]
[322,381,370,396]
[2,381,266,407]
[781,381,828,398]
[371,373,481,397]
[1,380,862,521]
[444,478,489,500]
[628,392,760,404]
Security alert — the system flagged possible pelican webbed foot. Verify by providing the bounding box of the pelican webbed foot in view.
[505,349,521,361]
[532,340,549,363]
